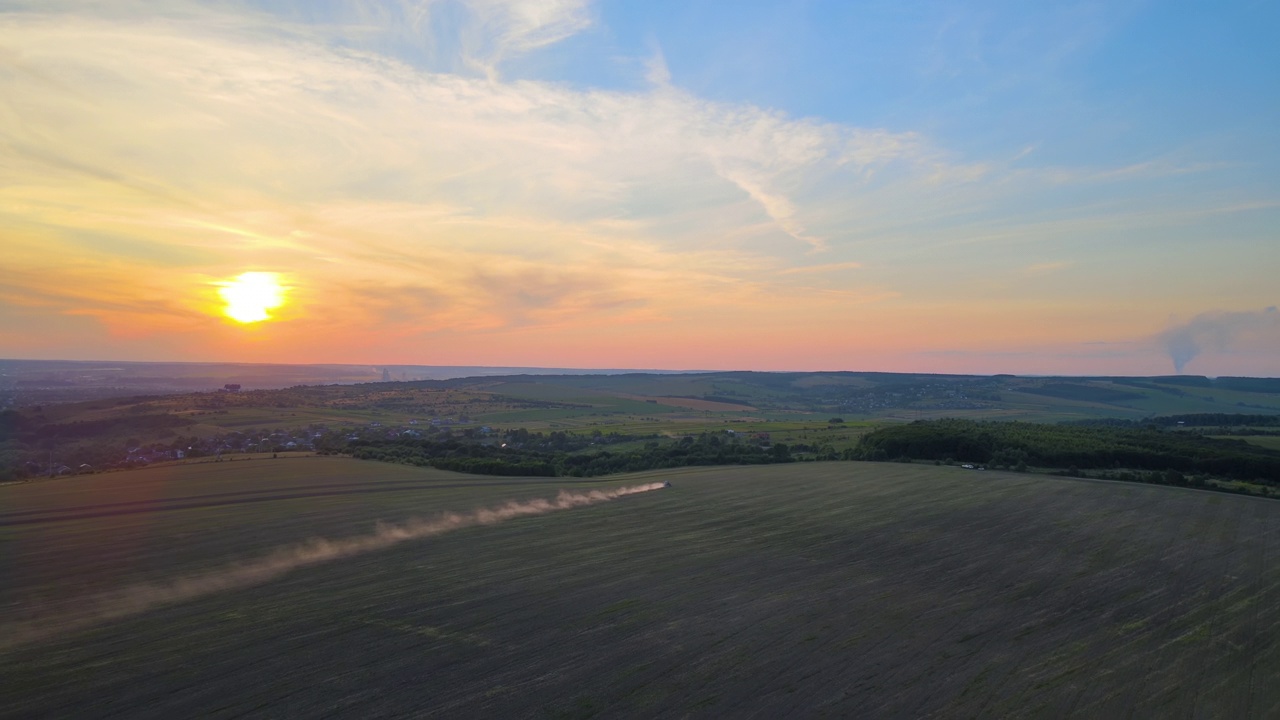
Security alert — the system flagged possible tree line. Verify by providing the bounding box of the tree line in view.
[852,418,1280,484]
[1063,413,1280,428]
[347,432,794,477]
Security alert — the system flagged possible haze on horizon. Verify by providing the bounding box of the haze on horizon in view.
[1,1,1277,377]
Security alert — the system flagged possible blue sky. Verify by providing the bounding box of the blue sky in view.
[312,0,1280,167]
[1,0,1277,374]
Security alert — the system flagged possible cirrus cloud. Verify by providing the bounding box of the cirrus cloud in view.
[1,2,1276,374]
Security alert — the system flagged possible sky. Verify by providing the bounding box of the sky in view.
[1,0,1277,376]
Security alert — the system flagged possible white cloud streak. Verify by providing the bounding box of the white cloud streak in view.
[1,2,1274,373]
[461,0,593,78]
[0,8,930,323]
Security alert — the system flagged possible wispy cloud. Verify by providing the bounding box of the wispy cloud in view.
[456,0,595,79]
[778,262,864,275]
[0,9,937,333]
[0,2,1275,374]
[1021,261,1072,276]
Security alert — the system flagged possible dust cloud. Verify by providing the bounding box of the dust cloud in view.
[1,483,666,651]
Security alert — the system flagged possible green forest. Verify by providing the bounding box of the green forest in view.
[347,431,794,477]
[852,418,1280,486]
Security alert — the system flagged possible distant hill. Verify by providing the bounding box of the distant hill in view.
[3,361,1279,419]
[4,367,1280,482]
[0,359,690,404]
[439,370,1280,422]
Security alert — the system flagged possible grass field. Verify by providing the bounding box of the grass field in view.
[1235,436,1280,451]
[4,459,1280,718]
[13,373,1280,480]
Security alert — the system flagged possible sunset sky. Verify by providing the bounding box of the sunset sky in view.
[1,0,1277,375]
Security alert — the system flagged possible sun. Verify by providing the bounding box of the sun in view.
[218,272,286,323]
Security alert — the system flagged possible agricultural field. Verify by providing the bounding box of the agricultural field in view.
[4,459,1280,717]
[9,371,1280,482]
[1233,436,1280,452]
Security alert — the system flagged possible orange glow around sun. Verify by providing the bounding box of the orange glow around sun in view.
[218,272,286,323]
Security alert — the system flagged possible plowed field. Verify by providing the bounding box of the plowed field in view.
[3,458,1279,718]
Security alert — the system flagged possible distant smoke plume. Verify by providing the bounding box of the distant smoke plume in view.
[1,483,665,651]
[1160,306,1279,373]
